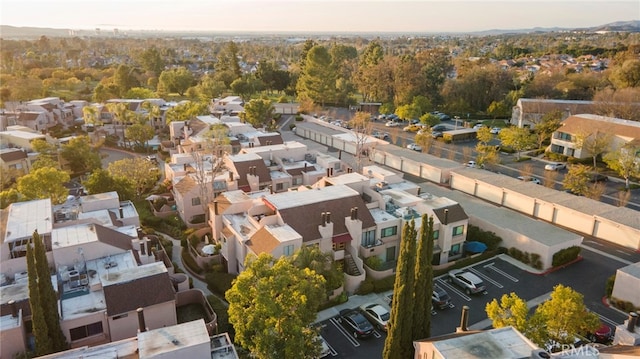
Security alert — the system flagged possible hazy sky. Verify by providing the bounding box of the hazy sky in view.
[1,0,638,33]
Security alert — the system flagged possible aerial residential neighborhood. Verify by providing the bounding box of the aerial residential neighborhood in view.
[1,6,640,358]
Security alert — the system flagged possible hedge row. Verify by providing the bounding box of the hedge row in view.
[507,247,543,270]
[552,246,581,267]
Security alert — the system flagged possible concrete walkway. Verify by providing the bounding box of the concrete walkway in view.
[158,233,214,297]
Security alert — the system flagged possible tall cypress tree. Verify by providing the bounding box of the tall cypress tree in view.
[27,239,53,356]
[413,215,435,341]
[33,230,68,352]
[383,220,417,359]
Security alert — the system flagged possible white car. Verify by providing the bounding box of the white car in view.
[544,162,566,171]
[447,269,487,295]
[385,121,400,127]
[316,335,331,358]
[518,176,541,185]
[490,127,502,134]
[466,160,477,168]
[407,143,422,151]
[359,303,390,332]
[473,123,485,130]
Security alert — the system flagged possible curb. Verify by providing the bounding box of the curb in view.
[529,256,584,276]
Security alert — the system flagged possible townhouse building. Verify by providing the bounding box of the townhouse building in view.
[548,114,640,159]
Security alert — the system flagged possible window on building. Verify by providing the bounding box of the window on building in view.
[70,321,103,341]
[213,181,227,192]
[192,197,201,206]
[332,241,346,251]
[283,245,294,256]
[453,225,464,236]
[433,230,439,240]
[558,132,571,141]
[381,226,398,238]
[293,177,302,185]
[450,244,461,255]
[276,183,284,191]
[362,230,376,247]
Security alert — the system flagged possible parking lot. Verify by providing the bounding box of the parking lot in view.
[314,254,628,358]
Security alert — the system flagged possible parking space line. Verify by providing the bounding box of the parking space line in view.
[469,268,504,288]
[436,278,472,301]
[596,313,619,327]
[615,249,631,256]
[373,330,382,339]
[329,318,360,347]
[483,263,519,282]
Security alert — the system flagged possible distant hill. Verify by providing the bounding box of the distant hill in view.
[1,20,638,40]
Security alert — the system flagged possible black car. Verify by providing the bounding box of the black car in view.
[432,125,447,132]
[432,285,453,310]
[589,173,608,183]
[338,308,374,338]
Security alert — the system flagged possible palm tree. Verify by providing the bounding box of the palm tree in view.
[82,105,101,142]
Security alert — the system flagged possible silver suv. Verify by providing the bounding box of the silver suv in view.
[447,269,487,295]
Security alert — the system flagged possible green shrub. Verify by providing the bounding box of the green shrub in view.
[611,298,639,313]
[273,113,282,120]
[181,251,202,274]
[372,275,395,293]
[207,294,233,337]
[295,115,303,121]
[364,256,383,270]
[277,96,289,103]
[205,271,237,295]
[356,278,374,295]
[189,234,200,249]
[467,225,502,250]
[530,253,543,269]
[515,156,531,162]
[545,151,568,162]
[552,246,581,267]
[605,274,616,297]
[289,123,296,130]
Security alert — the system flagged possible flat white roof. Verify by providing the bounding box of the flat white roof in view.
[5,199,52,242]
[138,319,210,357]
[101,261,167,287]
[52,223,102,249]
[618,261,640,279]
[430,327,538,358]
[265,224,300,243]
[264,185,359,210]
[0,130,46,140]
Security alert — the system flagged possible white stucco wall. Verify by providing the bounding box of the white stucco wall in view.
[611,262,640,308]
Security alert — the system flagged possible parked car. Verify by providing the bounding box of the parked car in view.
[145,155,158,164]
[316,335,331,358]
[338,308,375,338]
[432,285,453,310]
[372,131,390,140]
[432,125,447,132]
[588,323,613,344]
[447,269,487,295]
[466,160,477,168]
[407,143,422,151]
[517,176,541,185]
[431,131,443,139]
[473,123,485,130]
[544,162,566,171]
[588,173,609,183]
[359,303,390,332]
[403,124,422,132]
[385,121,400,127]
[490,127,502,134]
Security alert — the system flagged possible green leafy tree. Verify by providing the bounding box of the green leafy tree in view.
[383,220,416,359]
[499,127,535,160]
[60,136,102,176]
[485,292,530,333]
[113,64,140,97]
[573,129,613,170]
[487,100,509,119]
[215,42,242,83]
[476,126,493,145]
[604,144,640,189]
[534,110,563,149]
[31,139,60,169]
[292,245,344,291]
[158,67,195,96]
[125,123,155,150]
[395,104,421,122]
[226,253,326,359]
[230,75,264,102]
[82,105,102,140]
[296,45,336,106]
[33,230,67,352]
[415,48,452,107]
[124,87,156,99]
[562,164,591,196]
[107,157,159,198]
[0,188,21,209]
[241,99,275,129]
[84,169,135,200]
[419,113,440,127]
[165,101,208,123]
[137,46,165,76]
[195,74,226,101]
[412,215,434,340]
[17,167,70,204]
[528,285,599,352]
[610,59,640,88]
[27,238,52,356]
